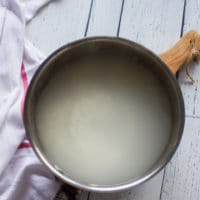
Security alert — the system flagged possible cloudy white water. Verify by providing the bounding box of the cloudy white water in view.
[36,55,171,186]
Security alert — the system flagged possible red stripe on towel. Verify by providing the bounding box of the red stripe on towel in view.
[20,63,28,114]
[18,142,31,149]
[19,64,31,149]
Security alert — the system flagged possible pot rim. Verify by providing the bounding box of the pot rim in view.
[23,36,185,193]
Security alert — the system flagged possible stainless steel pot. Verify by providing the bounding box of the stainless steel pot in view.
[24,34,189,198]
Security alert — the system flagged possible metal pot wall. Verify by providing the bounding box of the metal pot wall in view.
[24,31,200,199]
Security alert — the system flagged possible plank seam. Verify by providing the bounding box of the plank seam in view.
[180,0,187,37]
[117,0,125,36]
[176,0,187,80]
[159,168,166,200]
[161,1,187,198]
[87,192,91,200]
[186,115,200,119]
[192,84,198,115]
[84,0,94,36]
[84,1,94,199]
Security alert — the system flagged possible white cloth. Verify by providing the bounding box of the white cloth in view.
[0,1,60,199]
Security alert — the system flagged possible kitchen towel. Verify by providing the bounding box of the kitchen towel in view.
[0,0,60,199]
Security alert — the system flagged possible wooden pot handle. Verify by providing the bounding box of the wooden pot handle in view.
[159,30,200,81]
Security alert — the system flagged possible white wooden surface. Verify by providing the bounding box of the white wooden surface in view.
[86,0,123,36]
[161,0,200,199]
[26,0,200,199]
[27,0,91,55]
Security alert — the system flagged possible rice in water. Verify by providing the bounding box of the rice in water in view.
[36,54,171,185]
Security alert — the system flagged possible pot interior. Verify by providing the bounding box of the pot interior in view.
[24,38,184,191]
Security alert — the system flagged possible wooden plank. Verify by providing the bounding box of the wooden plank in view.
[115,0,185,200]
[79,0,128,199]
[26,0,92,55]
[85,2,164,200]
[87,1,184,200]
[161,117,200,200]
[26,1,92,200]
[161,0,200,199]
[86,0,123,36]
[178,0,200,117]
[120,0,184,53]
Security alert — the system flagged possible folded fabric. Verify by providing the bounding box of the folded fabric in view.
[0,0,60,199]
